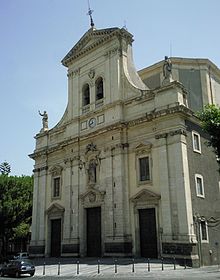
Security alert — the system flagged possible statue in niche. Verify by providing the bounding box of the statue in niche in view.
[88,159,97,184]
[38,110,48,131]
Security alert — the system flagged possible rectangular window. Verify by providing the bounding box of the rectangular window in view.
[53,177,60,197]
[200,221,208,242]
[192,131,201,153]
[195,174,204,198]
[139,157,150,181]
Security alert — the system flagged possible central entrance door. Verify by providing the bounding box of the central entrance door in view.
[51,219,61,257]
[139,208,158,258]
[87,207,101,257]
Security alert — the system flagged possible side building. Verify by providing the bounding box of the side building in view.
[29,25,220,267]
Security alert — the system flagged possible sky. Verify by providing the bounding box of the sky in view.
[0,0,220,176]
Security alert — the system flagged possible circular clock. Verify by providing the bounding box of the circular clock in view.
[88,118,96,128]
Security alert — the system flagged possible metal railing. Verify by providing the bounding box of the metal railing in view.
[38,257,189,276]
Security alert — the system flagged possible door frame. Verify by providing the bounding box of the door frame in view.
[50,218,62,257]
[86,206,102,257]
[138,207,158,258]
[82,204,104,257]
[134,204,160,257]
[46,203,64,257]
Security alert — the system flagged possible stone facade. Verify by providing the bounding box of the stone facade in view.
[29,26,220,267]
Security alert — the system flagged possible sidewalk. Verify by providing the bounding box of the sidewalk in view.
[33,257,194,278]
[32,258,220,279]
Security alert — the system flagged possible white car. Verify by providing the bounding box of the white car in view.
[14,252,29,259]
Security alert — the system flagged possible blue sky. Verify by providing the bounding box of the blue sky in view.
[0,0,220,176]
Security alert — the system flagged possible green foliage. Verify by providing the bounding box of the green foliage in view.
[0,161,11,175]
[0,174,33,255]
[13,221,31,238]
[197,104,220,165]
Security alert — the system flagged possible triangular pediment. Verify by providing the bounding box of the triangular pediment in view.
[135,142,152,150]
[62,27,133,66]
[134,141,152,154]
[131,189,160,202]
[46,203,65,215]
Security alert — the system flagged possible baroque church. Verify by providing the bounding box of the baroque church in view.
[29,21,220,267]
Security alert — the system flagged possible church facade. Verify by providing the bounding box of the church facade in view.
[29,26,220,267]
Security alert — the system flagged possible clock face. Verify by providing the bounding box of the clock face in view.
[88,118,96,128]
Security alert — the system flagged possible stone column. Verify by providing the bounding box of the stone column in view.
[30,171,39,241]
[154,134,172,240]
[62,159,72,255]
[38,168,47,246]
[158,130,197,264]
[30,166,47,257]
[167,132,195,242]
[67,71,73,119]
[104,144,132,256]
[70,157,81,256]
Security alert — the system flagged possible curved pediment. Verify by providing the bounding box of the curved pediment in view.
[131,189,160,203]
[80,188,106,204]
[49,165,63,176]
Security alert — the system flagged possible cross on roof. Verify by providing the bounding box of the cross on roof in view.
[87,0,95,28]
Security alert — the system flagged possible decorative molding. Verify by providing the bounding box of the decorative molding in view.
[67,68,80,78]
[33,166,48,173]
[46,203,65,217]
[62,28,133,66]
[86,142,97,153]
[155,129,187,139]
[155,133,168,139]
[80,188,106,206]
[134,142,152,155]
[30,105,192,160]
[104,143,129,153]
[169,128,187,137]
[49,165,63,176]
[104,47,121,58]
[131,189,161,203]
[88,69,95,79]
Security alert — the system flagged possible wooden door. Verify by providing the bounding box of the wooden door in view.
[51,219,61,257]
[87,207,101,257]
[139,208,158,258]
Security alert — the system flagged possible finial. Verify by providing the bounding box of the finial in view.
[123,20,127,30]
[87,0,95,28]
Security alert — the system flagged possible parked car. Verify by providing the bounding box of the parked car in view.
[14,252,29,259]
[0,259,35,277]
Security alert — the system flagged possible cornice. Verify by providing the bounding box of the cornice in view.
[62,28,133,67]
[30,104,193,160]
[127,104,193,128]
[33,165,48,173]
[155,128,187,139]
[138,57,220,80]
[156,80,188,94]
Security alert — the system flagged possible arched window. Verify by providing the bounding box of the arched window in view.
[82,83,90,106]
[95,77,104,101]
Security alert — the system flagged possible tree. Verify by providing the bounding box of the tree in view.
[197,104,220,166]
[0,161,11,175]
[0,174,33,256]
